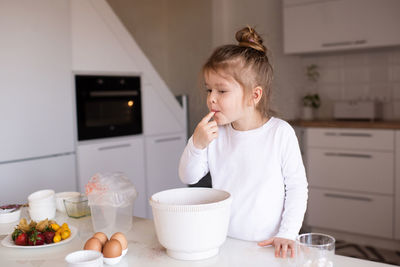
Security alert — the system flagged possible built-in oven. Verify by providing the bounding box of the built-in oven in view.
[75,75,142,141]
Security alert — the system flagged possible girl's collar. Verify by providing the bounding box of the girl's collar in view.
[229,116,273,134]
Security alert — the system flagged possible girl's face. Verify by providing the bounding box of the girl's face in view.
[204,70,248,126]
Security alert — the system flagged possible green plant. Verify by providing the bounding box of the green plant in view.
[306,64,320,82]
[303,94,321,109]
[303,64,321,109]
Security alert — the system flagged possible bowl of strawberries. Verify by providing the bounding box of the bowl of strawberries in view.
[2,218,76,248]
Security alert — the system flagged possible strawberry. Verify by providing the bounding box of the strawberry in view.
[28,229,45,246]
[43,230,55,244]
[11,228,23,241]
[15,232,28,246]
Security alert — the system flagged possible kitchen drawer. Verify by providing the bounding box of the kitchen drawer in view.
[307,148,393,194]
[308,188,393,239]
[306,128,394,151]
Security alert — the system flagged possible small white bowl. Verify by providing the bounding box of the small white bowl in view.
[103,255,122,265]
[28,189,55,203]
[56,192,80,213]
[121,248,128,257]
[65,250,103,267]
[28,201,55,210]
[29,207,56,221]
[0,208,21,224]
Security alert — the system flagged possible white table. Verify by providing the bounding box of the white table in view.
[0,212,396,267]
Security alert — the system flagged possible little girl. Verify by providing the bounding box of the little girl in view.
[178,26,308,258]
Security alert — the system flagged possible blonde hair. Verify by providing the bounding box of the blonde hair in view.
[202,26,273,118]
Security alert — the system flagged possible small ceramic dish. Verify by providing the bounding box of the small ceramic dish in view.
[65,250,103,267]
[28,206,56,221]
[27,189,55,203]
[0,208,21,224]
[122,248,128,257]
[103,255,122,265]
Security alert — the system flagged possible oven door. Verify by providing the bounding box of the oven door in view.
[76,76,143,141]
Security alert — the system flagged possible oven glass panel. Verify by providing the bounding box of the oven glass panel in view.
[85,100,137,127]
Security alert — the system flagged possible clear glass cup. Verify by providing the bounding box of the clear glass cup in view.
[63,195,91,219]
[296,233,335,267]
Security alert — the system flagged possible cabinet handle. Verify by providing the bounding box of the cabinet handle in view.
[98,143,131,151]
[324,152,372,158]
[321,39,367,47]
[155,137,182,143]
[324,132,372,137]
[324,193,372,202]
[339,133,372,137]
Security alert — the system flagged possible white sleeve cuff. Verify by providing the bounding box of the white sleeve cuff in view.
[187,136,207,156]
[275,232,298,241]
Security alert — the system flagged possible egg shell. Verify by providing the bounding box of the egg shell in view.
[103,239,122,258]
[110,232,128,250]
[83,237,102,252]
[93,232,108,246]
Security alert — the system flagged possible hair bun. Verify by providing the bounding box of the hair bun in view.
[235,26,266,53]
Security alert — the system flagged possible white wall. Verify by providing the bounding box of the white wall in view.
[104,0,169,80]
[301,48,400,120]
[107,0,213,134]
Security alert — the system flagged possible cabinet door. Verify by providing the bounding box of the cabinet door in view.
[308,188,393,239]
[395,131,400,240]
[77,137,147,218]
[307,148,393,194]
[284,0,327,54]
[307,128,394,151]
[0,154,76,204]
[145,132,186,217]
[283,0,400,54]
[0,0,74,162]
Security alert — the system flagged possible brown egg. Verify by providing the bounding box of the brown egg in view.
[93,232,108,246]
[102,239,122,258]
[110,232,128,250]
[83,237,102,252]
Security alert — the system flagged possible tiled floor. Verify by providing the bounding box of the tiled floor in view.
[335,240,400,266]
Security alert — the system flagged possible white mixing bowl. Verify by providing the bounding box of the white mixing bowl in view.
[149,187,232,261]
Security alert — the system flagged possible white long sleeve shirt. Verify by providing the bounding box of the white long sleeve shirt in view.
[179,117,308,241]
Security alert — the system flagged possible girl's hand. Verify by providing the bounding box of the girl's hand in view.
[193,112,218,149]
[258,237,295,258]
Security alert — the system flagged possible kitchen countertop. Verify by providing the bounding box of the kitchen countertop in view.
[289,119,400,129]
[0,211,396,267]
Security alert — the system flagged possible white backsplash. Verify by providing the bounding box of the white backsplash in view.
[301,47,400,120]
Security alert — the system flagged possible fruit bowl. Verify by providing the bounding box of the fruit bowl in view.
[149,187,232,260]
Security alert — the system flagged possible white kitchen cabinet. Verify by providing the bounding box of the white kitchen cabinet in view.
[77,136,147,218]
[145,132,187,217]
[0,0,74,162]
[307,148,393,194]
[283,0,400,54]
[309,188,393,239]
[0,154,76,204]
[305,127,395,238]
[306,128,394,151]
[395,131,400,240]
